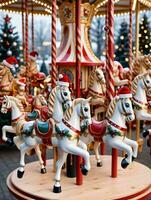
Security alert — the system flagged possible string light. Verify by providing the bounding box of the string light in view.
[139,0,151,8]
[0,0,18,7]
[120,36,124,40]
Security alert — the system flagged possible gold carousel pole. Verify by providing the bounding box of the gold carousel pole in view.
[135,1,140,58]
[135,1,143,152]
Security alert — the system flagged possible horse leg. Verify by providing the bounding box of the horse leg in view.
[17,142,32,179]
[103,135,133,169]
[93,141,102,167]
[2,125,15,146]
[34,145,47,174]
[123,137,138,161]
[53,149,68,193]
[66,144,91,175]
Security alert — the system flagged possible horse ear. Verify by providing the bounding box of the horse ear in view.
[87,97,92,103]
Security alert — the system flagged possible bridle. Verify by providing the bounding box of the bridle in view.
[120,99,132,117]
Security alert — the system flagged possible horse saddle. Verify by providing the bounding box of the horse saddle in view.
[35,119,53,145]
[26,110,39,121]
[88,119,108,142]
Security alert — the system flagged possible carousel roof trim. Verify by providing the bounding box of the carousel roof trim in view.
[0,0,151,16]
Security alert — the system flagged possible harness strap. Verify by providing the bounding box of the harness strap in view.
[12,113,24,123]
[88,88,105,97]
[107,119,127,133]
[133,97,148,106]
[62,119,81,135]
[0,83,10,88]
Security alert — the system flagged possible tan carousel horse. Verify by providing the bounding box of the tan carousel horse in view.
[0,64,14,98]
[87,66,107,119]
[26,94,48,121]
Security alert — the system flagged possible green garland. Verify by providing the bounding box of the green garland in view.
[107,125,122,137]
[55,125,71,138]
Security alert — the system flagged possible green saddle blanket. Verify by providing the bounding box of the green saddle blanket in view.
[27,110,39,120]
[35,120,50,134]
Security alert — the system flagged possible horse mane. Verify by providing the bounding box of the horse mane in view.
[64,98,84,121]
[7,96,24,111]
[48,87,57,116]
[88,68,96,88]
[106,97,119,119]
[132,55,151,78]
[131,72,149,95]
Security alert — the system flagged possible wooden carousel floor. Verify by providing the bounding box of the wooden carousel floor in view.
[7,155,151,200]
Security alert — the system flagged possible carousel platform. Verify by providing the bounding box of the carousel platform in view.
[7,155,151,200]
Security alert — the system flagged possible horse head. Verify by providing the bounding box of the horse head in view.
[78,97,92,129]
[1,96,11,114]
[34,94,47,107]
[141,72,151,91]
[118,97,135,122]
[95,67,105,84]
[56,85,72,110]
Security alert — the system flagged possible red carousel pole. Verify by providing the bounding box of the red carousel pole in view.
[51,0,57,88]
[21,0,25,60]
[31,2,34,51]
[106,0,117,178]
[76,0,82,185]
[48,0,57,168]
[25,0,29,63]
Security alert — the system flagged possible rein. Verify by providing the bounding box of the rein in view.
[12,113,24,123]
[62,118,81,135]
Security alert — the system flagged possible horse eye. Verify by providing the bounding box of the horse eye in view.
[146,80,149,83]
[84,107,88,112]
[64,92,68,96]
[125,103,129,108]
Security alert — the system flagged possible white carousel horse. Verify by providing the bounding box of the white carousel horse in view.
[81,90,138,169]
[53,98,92,193]
[1,85,72,175]
[132,71,151,120]
[6,97,91,193]
[26,94,48,121]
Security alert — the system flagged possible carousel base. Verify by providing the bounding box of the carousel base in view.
[7,155,151,200]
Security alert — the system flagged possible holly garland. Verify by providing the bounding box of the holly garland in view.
[107,125,123,137]
[55,124,71,138]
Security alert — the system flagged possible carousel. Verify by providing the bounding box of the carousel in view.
[0,0,151,199]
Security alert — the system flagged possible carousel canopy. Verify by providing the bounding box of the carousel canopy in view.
[0,0,151,16]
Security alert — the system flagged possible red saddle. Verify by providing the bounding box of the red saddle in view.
[88,119,108,142]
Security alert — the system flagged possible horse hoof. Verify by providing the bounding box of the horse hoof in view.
[97,161,103,167]
[147,139,151,147]
[80,165,88,176]
[53,186,62,193]
[125,154,135,162]
[17,170,24,178]
[41,168,47,174]
[121,158,129,169]
[6,138,14,147]
[143,130,149,138]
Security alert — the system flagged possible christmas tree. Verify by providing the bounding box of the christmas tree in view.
[139,14,151,55]
[0,15,23,64]
[115,21,129,68]
[89,17,105,59]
